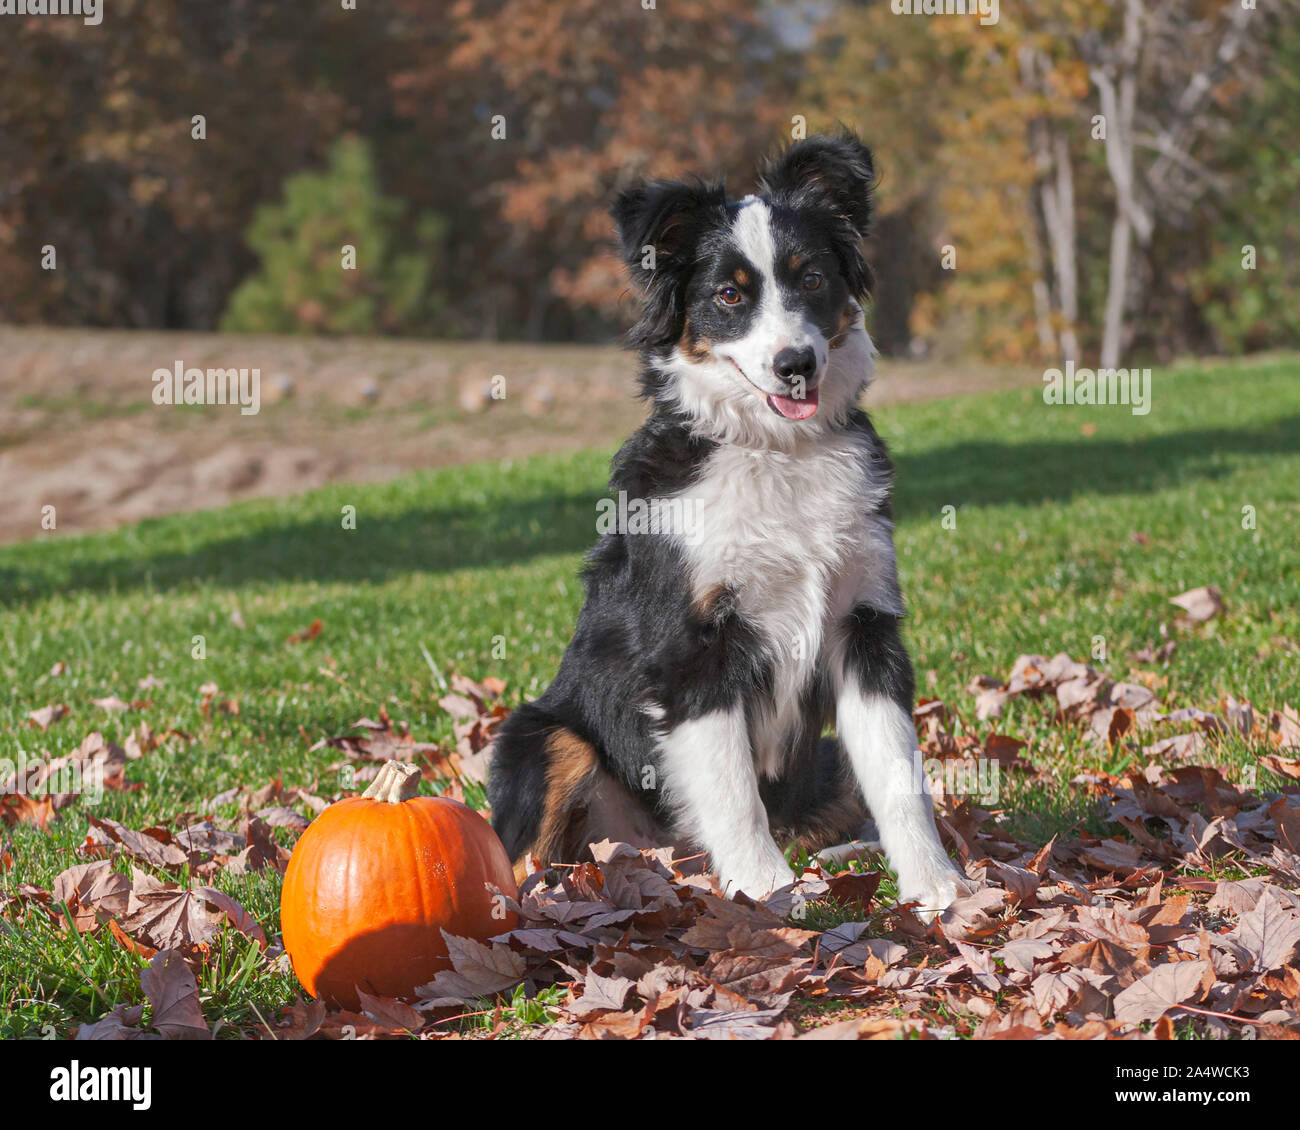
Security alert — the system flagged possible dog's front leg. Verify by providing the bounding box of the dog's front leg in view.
[659,704,795,898]
[834,605,971,921]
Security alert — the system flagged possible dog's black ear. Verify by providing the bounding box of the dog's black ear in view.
[757,131,875,237]
[611,178,725,282]
[610,178,726,348]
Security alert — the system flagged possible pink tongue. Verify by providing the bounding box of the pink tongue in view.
[767,386,819,420]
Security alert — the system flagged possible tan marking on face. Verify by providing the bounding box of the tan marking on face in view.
[679,314,714,362]
[787,253,806,273]
[828,301,858,350]
[733,267,751,288]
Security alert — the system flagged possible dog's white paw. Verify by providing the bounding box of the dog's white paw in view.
[724,863,797,901]
[898,865,975,923]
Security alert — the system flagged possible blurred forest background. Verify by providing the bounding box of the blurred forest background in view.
[1,0,1297,365]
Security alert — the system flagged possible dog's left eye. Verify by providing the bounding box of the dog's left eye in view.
[801,271,822,291]
[718,286,742,306]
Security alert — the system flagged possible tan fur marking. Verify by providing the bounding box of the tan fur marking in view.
[828,301,858,350]
[691,582,732,622]
[679,315,714,362]
[524,729,601,868]
[733,267,751,288]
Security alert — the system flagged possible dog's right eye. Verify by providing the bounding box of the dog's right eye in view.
[718,286,742,306]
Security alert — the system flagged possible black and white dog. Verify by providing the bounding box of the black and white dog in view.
[488,132,971,918]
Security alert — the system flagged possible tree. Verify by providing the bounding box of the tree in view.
[1081,0,1269,365]
[221,137,442,336]
[388,0,787,340]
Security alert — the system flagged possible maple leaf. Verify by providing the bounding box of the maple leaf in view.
[356,989,425,1032]
[997,938,1056,975]
[1232,892,1300,971]
[1058,937,1149,988]
[1112,960,1210,1025]
[174,821,245,856]
[0,793,56,830]
[567,971,635,1019]
[275,997,327,1040]
[85,816,187,869]
[702,950,808,1009]
[140,950,210,1039]
[74,1005,148,1041]
[1262,753,1300,782]
[118,874,264,954]
[415,932,527,1006]
[680,1006,786,1040]
[51,860,130,932]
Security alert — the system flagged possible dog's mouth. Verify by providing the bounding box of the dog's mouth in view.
[728,359,821,421]
[765,387,819,420]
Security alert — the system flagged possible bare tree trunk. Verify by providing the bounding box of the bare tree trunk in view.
[1020,45,1081,362]
[1101,204,1132,370]
[1092,0,1146,369]
[1051,131,1080,361]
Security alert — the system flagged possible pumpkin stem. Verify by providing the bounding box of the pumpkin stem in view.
[361,760,423,803]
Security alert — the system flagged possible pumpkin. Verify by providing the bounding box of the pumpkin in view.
[280,760,518,1009]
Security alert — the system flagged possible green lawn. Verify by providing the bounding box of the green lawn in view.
[2,355,1298,1037]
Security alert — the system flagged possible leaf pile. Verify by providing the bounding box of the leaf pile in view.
[4,656,1299,1040]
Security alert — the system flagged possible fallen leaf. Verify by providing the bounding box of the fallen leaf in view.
[416,932,527,1006]
[1232,892,1300,972]
[27,704,69,731]
[85,816,187,869]
[1169,585,1224,622]
[356,989,426,1032]
[287,619,323,645]
[75,1005,147,1041]
[52,860,130,931]
[140,950,210,1039]
[1112,961,1209,1025]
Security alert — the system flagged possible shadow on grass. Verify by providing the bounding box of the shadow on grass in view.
[893,413,1299,517]
[1,415,1296,606]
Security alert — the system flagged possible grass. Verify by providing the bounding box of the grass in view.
[2,354,1299,1038]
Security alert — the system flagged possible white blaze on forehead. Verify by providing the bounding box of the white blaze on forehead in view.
[718,197,827,389]
[731,197,778,289]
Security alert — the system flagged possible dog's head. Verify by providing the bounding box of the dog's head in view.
[612,131,876,446]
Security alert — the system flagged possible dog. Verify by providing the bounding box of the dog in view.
[487,131,972,919]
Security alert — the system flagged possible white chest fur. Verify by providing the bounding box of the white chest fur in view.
[678,428,902,775]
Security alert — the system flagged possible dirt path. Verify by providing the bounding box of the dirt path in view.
[0,326,1038,544]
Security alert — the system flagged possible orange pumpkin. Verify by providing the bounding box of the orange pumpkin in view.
[280,760,518,1009]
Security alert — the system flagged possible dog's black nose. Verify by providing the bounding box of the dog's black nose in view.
[773,345,817,384]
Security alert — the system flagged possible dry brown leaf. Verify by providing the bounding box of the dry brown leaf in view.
[416,932,527,1006]
[85,815,187,869]
[140,950,210,1039]
[75,1005,147,1041]
[1169,585,1224,622]
[286,618,323,644]
[0,793,56,830]
[51,860,130,931]
[356,989,426,1032]
[27,704,70,730]
[1112,961,1209,1025]
[1232,892,1300,972]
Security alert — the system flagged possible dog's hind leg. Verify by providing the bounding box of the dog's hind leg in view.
[765,737,869,859]
[488,707,669,883]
